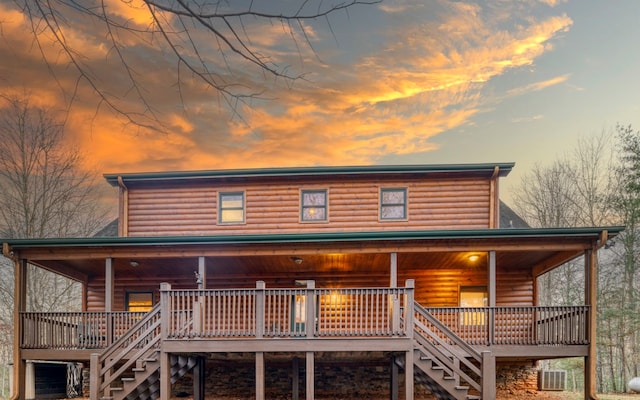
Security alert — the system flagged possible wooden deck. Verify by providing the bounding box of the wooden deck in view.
[20,284,590,360]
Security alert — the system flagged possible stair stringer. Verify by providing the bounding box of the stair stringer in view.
[408,302,486,400]
[113,353,199,400]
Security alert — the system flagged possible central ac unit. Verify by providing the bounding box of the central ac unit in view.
[538,370,567,391]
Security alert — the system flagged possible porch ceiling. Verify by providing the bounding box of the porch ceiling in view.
[5,226,620,283]
[30,248,571,283]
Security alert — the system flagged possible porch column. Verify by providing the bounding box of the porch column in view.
[105,257,114,312]
[390,252,397,287]
[198,256,207,289]
[584,248,597,400]
[256,352,265,400]
[11,258,27,400]
[488,251,496,307]
[159,283,171,400]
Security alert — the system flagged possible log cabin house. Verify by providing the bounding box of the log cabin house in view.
[1,163,623,400]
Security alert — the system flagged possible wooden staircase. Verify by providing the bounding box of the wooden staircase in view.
[91,305,199,400]
[401,302,486,400]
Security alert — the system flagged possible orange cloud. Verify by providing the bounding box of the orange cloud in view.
[0,0,576,177]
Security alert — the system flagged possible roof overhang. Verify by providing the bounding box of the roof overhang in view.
[104,163,515,187]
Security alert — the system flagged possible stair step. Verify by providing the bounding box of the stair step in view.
[132,368,146,372]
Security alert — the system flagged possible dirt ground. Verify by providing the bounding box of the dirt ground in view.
[497,392,640,400]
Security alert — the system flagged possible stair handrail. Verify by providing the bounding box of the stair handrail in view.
[413,302,483,393]
[90,304,162,398]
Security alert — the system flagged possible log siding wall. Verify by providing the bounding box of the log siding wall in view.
[125,177,492,236]
[86,264,533,312]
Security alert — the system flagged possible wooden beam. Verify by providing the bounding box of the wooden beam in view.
[162,338,412,353]
[25,260,88,283]
[532,251,586,276]
[14,238,595,260]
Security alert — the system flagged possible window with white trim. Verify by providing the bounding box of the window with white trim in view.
[301,190,327,221]
[380,188,407,220]
[219,192,245,224]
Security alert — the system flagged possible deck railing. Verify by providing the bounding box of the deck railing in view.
[422,305,590,346]
[19,285,589,349]
[162,283,411,339]
[20,311,146,349]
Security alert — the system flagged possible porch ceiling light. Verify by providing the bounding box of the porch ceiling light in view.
[129,260,140,267]
[290,256,303,265]
[468,254,480,262]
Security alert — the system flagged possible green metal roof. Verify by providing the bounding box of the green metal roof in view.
[104,163,515,186]
[2,226,624,249]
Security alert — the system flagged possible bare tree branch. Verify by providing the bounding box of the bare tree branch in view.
[8,0,380,129]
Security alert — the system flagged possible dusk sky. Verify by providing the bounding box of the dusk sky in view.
[1,0,639,205]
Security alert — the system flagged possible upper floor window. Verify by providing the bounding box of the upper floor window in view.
[301,190,327,222]
[219,192,245,224]
[380,188,407,220]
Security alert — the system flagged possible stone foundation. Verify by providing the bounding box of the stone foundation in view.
[81,355,540,399]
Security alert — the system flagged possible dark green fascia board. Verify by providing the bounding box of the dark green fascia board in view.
[103,163,515,186]
[2,226,624,249]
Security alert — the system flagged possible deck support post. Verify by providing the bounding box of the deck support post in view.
[160,351,170,400]
[11,258,27,400]
[89,354,99,400]
[305,352,314,400]
[193,357,204,400]
[481,351,496,399]
[256,351,265,400]
[584,248,597,400]
[390,355,399,400]
[404,349,413,400]
[24,361,34,400]
[292,357,299,400]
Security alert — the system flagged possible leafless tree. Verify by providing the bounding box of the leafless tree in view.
[511,130,621,390]
[0,95,110,239]
[0,94,111,395]
[9,0,379,129]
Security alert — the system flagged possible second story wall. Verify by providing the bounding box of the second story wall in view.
[123,174,494,236]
